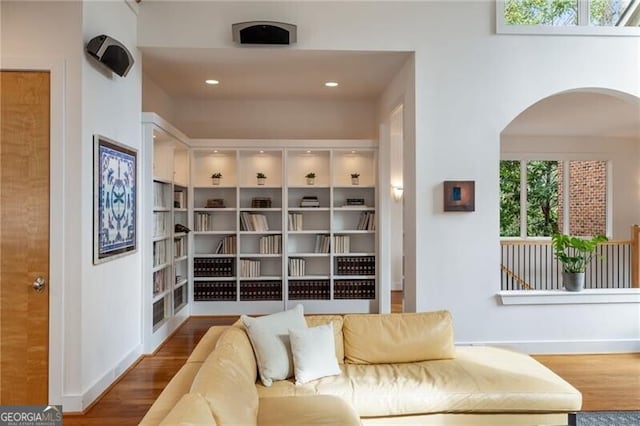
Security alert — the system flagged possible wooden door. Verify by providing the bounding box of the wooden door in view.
[0,71,50,403]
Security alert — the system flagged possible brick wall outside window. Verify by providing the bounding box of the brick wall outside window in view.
[557,161,606,236]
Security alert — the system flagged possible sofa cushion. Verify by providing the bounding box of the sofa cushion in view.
[305,315,344,364]
[186,325,228,364]
[258,395,360,426]
[290,324,341,385]
[214,325,258,382]
[158,392,217,425]
[241,304,307,387]
[190,341,259,425]
[343,311,454,364]
[256,346,582,417]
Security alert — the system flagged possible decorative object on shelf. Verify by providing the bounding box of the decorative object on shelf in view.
[251,197,272,208]
[443,180,475,212]
[211,172,222,185]
[351,173,360,185]
[257,172,266,185]
[552,233,607,292]
[305,172,316,185]
[206,198,225,208]
[93,134,137,264]
[174,223,191,234]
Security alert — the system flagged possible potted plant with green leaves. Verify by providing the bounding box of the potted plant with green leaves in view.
[551,234,608,292]
[211,172,222,185]
[256,172,266,185]
[351,173,360,185]
[305,172,316,185]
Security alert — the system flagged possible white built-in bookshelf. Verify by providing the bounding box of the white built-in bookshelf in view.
[189,144,378,315]
[142,114,191,353]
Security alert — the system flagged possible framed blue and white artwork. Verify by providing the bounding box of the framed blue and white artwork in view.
[94,135,137,264]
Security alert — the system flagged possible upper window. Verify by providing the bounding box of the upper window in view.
[497,0,640,35]
[500,159,608,238]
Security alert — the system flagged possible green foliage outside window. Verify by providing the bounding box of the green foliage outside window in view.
[505,0,577,25]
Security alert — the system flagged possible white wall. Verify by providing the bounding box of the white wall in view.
[2,0,143,411]
[81,0,142,409]
[142,73,175,123]
[163,97,377,139]
[502,135,640,239]
[139,1,640,352]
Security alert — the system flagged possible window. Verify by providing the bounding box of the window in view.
[497,0,640,35]
[500,160,608,237]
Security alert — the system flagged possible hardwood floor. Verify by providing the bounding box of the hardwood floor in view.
[63,296,639,424]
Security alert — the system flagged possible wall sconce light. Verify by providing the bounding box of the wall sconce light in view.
[392,185,403,201]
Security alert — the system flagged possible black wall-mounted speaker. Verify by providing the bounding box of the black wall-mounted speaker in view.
[232,21,297,45]
[86,34,134,77]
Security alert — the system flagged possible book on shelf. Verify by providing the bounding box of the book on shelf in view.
[240,212,269,231]
[205,198,225,208]
[153,268,167,295]
[240,281,282,301]
[174,190,185,208]
[259,234,282,254]
[335,256,375,275]
[288,257,306,276]
[194,281,237,301]
[194,257,235,277]
[153,212,168,236]
[152,299,165,325]
[240,259,261,277]
[288,213,303,231]
[288,279,330,300]
[195,212,215,232]
[153,240,168,267]
[174,237,186,258]
[300,196,320,208]
[215,235,237,254]
[314,234,331,253]
[251,197,272,208]
[356,211,375,230]
[153,181,168,208]
[334,279,375,300]
[345,198,365,206]
[333,235,351,253]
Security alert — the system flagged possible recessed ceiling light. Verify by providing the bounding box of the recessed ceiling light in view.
[205,79,219,85]
[351,150,356,154]
[306,150,311,154]
[213,150,218,153]
[324,81,338,87]
[259,150,264,154]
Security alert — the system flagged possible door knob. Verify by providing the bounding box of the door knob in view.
[32,277,46,293]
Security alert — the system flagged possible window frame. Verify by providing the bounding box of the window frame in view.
[500,156,612,239]
[496,0,640,36]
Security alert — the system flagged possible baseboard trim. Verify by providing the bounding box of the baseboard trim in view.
[457,338,640,354]
[61,344,143,413]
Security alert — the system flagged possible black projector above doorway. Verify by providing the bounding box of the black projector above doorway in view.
[232,21,297,45]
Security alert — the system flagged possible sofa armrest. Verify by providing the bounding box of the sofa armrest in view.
[258,395,361,426]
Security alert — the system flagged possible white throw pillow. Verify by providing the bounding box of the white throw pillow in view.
[241,304,306,387]
[289,323,341,385]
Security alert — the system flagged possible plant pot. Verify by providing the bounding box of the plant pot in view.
[306,178,315,185]
[351,178,359,185]
[563,271,585,292]
[212,177,220,185]
[257,178,266,186]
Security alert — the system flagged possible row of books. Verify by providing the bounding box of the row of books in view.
[194,281,236,301]
[259,235,282,254]
[288,257,306,276]
[152,299,165,326]
[289,280,330,300]
[333,235,350,253]
[240,259,261,277]
[334,279,376,299]
[173,286,186,308]
[153,240,168,267]
[215,235,236,254]
[240,212,270,231]
[153,181,169,209]
[288,213,303,231]
[153,212,168,237]
[357,211,375,230]
[240,281,282,301]
[153,269,167,295]
[314,234,331,253]
[174,237,186,258]
[194,257,234,277]
[335,256,376,275]
[194,213,216,231]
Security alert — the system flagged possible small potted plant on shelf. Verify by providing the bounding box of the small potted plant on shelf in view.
[256,172,266,185]
[351,173,360,185]
[305,172,316,185]
[551,233,608,292]
[211,172,222,185]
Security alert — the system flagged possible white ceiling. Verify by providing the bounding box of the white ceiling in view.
[141,47,411,101]
[502,91,640,139]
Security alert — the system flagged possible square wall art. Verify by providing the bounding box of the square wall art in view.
[443,180,475,212]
